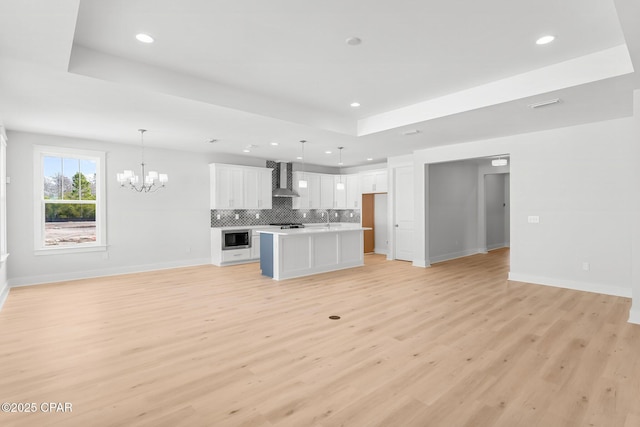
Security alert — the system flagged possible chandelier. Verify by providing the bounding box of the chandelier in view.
[116,129,168,192]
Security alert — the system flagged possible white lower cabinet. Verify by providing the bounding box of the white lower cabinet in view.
[251,234,260,259]
[221,248,251,263]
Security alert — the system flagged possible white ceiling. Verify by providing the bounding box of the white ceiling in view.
[0,0,638,167]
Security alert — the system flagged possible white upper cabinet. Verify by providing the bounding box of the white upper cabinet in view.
[308,174,321,208]
[210,163,273,209]
[293,172,321,209]
[334,175,347,208]
[210,164,243,209]
[293,171,360,210]
[243,167,273,209]
[345,174,360,209]
[319,174,335,209]
[360,169,388,193]
[292,171,308,209]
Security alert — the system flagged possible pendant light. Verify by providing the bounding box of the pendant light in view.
[116,129,168,192]
[336,147,345,190]
[298,140,307,188]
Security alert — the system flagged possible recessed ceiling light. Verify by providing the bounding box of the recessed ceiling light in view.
[136,33,154,44]
[366,157,373,161]
[345,37,362,46]
[270,142,279,146]
[296,156,303,160]
[350,102,361,108]
[242,149,250,153]
[325,150,332,154]
[536,35,555,45]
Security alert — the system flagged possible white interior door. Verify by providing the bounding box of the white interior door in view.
[394,166,414,261]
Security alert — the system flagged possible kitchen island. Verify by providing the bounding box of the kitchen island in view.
[258,225,369,280]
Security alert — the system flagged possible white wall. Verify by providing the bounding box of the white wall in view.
[0,127,8,309]
[414,116,637,298]
[630,90,640,324]
[6,131,211,286]
[0,261,7,310]
[428,161,479,262]
[374,193,388,255]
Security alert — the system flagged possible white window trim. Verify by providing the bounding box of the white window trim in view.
[33,145,107,255]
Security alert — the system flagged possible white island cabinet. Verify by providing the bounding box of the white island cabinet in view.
[258,226,369,280]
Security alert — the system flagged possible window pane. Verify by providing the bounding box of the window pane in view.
[43,156,64,200]
[80,159,97,198]
[63,158,79,200]
[44,202,96,246]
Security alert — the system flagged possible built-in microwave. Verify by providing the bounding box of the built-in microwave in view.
[222,229,251,250]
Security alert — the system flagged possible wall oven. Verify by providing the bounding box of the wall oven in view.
[222,229,251,250]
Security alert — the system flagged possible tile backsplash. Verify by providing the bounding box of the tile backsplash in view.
[210,161,361,227]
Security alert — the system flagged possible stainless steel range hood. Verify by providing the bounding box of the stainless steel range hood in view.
[272,162,299,198]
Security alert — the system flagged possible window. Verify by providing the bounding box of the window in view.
[34,146,106,253]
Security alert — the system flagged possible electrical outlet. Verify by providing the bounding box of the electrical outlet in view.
[321,212,325,217]
[256,213,260,219]
[350,213,353,217]
[216,214,221,220]
[582,262,590,271]
[235,214,239,220]
[303,213,307,218]
[527,216,540,224]
[335,212,338,217]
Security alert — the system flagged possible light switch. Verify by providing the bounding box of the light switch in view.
[527,216,540,224]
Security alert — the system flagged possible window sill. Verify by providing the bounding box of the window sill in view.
[35,245,107,256]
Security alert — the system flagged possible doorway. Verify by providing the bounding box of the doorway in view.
[361,193,388,254]
[485,173,510,250]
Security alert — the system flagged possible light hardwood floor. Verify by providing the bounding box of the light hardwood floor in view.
[1,249,639,427]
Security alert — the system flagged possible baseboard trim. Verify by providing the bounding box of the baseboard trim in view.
[412,259,430,268]
[430,249,481,264]
[0,282,9,311]
[507,272,632,298]
[487,242,507,251]
[628,308,640,325]
[8,258,211,288]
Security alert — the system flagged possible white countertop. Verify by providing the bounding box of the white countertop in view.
[212,223,363,231]
[258,225,370,236]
